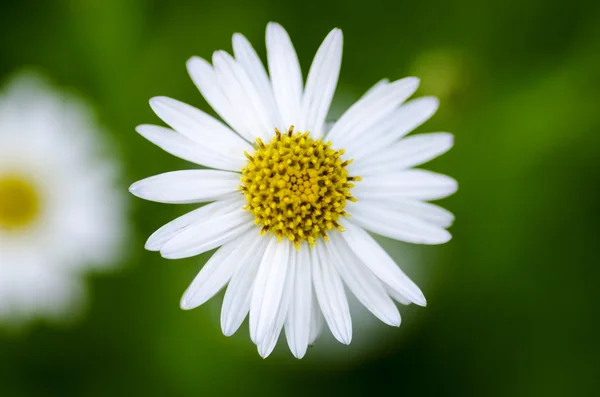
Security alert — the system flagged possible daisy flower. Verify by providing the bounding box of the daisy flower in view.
[0,73,126,326]
[131,22,457,358]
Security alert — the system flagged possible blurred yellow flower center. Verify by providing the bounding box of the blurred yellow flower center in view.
[240,127,360,248]
[0,175,41,231]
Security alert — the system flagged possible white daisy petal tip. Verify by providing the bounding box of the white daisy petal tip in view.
[179,294,198,311]
[221,317,242,337]
[143,238,161,252]
[289,344,307,360]
[134,124,151,136]
[390,76,421,98]
[128,180,144,198]
[434,229,452,245]
[185,56,206,73]
[128,176,167,202]
[383,309,402,327]
[330,27,343,39]
[411,288,427,307]
[266,21,285,33]
[440,175,459,198]
[158,211,251,260]
[436,133,455,158]
[257,340,276,359]
[159,250,182,260]
[292,352,306,360]
[221,326,234,337]
[232,32,247,47]
[402,76,421,90]
[211,50,228,65]
[427,132,454,151]
[179,295,195,311]
[421,95,440,112]
[148,95,167,110]
[180,285,211,311]
[148,96,178,122]
[340,331,352,345]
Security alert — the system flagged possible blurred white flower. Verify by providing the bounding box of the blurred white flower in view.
[131,22,456,358]
[0,72,126,326]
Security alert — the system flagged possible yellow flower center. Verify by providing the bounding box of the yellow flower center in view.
[240,127,360,248]
[0,174,41,231]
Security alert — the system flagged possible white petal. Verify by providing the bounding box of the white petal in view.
[160,202,254,259]
[212,50,276,141]
[266,22,303,129]
[300,28,343,137]
[249,237,291,345]
[180,229,256,310]
[383,96,440,138]
[136,124,240,170]
[149,96,251,165]
[340,219,426,306]
[308,299,324,345]
[327,77,419,147]
[362,79,390,99]
[328,233,401,326]
[354,133,454,175]
[145,199,239,251]
[220,234,269,336]
[186,56,254,141]
[232,33,282,128]
[312,243,352,344]
[347,201,451,245]
[284,244,312,358]
[354,169,458,201]
[357,198,454,228]
[129,170,241,204]
[257,247,296,358]
[385,285,412,305]
[257,331,278,358]
[349,97,439,161]
[320,79,389,138]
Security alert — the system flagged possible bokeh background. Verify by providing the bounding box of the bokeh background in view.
[1,0,600,396]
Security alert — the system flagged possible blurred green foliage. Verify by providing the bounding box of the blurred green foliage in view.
[1,0,599,396]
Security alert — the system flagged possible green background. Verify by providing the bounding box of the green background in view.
[1,0,599,395]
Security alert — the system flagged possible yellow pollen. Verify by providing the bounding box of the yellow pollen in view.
[240,127,359,249]
[0,175,41,231]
